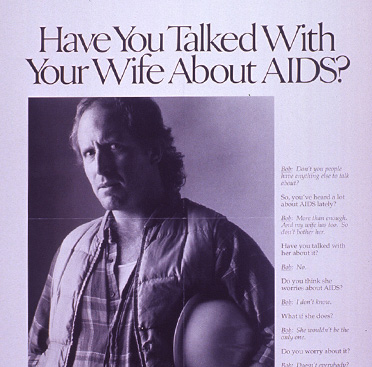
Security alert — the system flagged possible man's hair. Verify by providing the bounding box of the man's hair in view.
[70,97,186,194]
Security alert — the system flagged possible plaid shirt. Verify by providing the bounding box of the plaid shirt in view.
[68,215,141,366]
[29,200,274,367]
[29,214,142,367]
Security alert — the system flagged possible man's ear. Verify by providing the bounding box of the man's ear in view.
[148,145,163,165]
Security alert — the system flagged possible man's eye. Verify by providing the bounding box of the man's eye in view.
[110,144,122,151]
[83,149,95,158]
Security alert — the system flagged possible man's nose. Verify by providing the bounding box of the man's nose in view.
[96,148,114,175]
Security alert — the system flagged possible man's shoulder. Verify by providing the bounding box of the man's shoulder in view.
[181,198,231,237]
[182,198,255,242]
[60,216,104,252]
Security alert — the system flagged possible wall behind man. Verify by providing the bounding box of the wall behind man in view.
[28,97,274,326]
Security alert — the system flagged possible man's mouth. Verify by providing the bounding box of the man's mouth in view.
[98,182,120,190]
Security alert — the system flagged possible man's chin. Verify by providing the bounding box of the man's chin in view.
[97,195,126,211]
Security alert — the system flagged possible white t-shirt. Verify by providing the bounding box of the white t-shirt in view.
[117,261,136,294]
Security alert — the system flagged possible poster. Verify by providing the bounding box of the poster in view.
[1,1,371,366]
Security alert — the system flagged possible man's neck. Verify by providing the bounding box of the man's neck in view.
[112,214,146,235]
[112,191,166,231]
[109,216,143,264]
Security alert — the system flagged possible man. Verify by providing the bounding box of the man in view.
[29,97,274,367]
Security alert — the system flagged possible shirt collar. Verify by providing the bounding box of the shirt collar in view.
[95,194,183,241]
[96,211,114,243]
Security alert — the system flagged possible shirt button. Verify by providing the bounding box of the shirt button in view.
[108,258,114,263]
[111,291,115,297]
[139,326,145,331]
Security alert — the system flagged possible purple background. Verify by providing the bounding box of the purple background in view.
[28,97,274,325]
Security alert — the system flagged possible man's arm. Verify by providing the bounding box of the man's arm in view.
[28,249,59,366]
[214,219,275,366]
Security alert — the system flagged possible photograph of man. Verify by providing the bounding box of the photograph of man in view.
[28,97,274,367]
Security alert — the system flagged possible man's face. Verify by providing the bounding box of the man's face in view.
[77,104,159,213]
